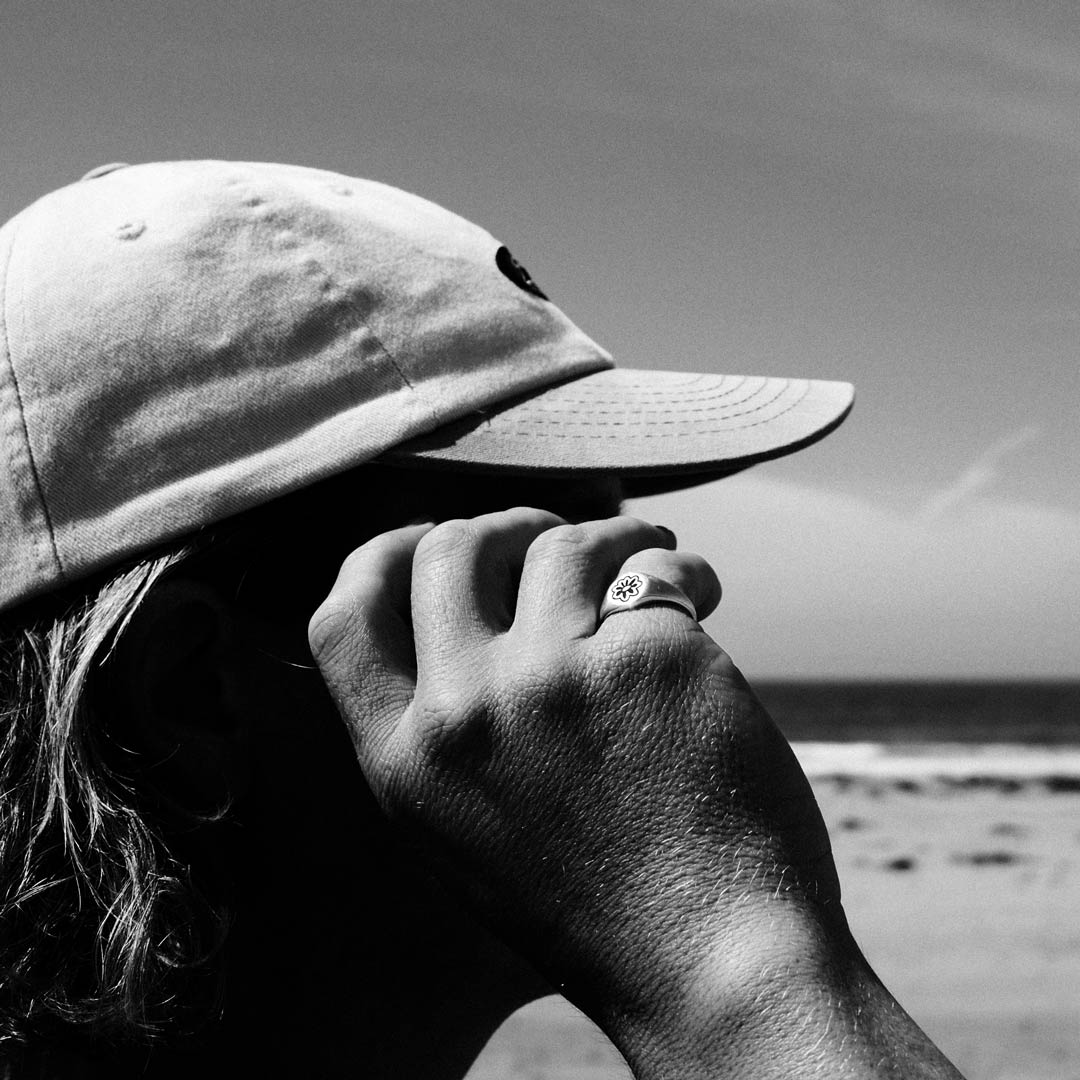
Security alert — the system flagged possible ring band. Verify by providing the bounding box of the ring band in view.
[598,572,698,623]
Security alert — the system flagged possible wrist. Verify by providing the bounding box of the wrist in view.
[596,897,962,1080]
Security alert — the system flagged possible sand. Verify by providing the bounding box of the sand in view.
[465,744,1080,1080]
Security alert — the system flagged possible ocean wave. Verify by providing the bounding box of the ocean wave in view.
[792,741,1080,781]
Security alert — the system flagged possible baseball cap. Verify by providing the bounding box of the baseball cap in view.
[0,160,853,613]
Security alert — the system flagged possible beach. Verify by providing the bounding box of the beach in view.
[465,740,1080,1080]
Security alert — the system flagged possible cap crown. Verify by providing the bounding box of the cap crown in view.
[0,161,611,612]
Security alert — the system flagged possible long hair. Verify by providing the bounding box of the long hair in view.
[0,467,372,1055]
[0,549,225,1049]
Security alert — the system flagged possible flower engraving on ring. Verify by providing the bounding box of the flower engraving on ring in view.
[610,574,644,603]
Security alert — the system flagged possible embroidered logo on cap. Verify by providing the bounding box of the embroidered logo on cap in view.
[495,246,549,301]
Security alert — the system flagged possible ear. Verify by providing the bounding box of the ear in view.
[103,577,251,814]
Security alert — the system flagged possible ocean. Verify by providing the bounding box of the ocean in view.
[755,679,1080,744]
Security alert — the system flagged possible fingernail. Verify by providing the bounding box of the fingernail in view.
[655,524,677,545]
[405,516,435,527]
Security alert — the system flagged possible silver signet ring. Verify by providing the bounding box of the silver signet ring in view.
[598,572,698,624]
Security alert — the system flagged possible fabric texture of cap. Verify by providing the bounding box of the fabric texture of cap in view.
[0,160,853,613]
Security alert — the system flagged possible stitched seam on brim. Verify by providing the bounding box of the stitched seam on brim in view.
[530,375,750,406]
[510,381,787,417]
[474,381,812,434]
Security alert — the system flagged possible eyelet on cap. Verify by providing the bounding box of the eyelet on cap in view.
[79,163,131,181]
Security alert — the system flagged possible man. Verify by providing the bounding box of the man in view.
[0,161,959,1076]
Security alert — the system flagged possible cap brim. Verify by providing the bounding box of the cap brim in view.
[381,368,854,493]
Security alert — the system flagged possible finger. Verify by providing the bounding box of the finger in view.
[308,522,435,765]
[409,507,567,665]
[513,516,677,640]
[607,548,722,623]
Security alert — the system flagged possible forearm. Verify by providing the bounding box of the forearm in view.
[599,906,964,1080]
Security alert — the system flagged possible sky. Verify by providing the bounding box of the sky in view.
[2,0,1077,677]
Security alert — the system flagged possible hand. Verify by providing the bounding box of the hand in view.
[309,512,836,992]
[309,509,962,1078]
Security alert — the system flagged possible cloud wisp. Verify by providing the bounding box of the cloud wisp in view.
[917,426,1042,521]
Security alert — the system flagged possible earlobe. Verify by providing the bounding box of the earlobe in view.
[104,577,251,813]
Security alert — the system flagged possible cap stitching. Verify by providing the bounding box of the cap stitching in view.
[298,259,416,393]
[475,380,810,435]
[232,176,416,392]
[533,374,746,406]
[359,323,415,392]
[508,379,771,416]
[0,212,64,582]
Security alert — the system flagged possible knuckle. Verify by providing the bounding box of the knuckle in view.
[610,514,664,544]
[524,521,592,565]
[415,508,569,581]
[307,591,380,686]
[306,594,353,666]
[410,683,493,767]
[416,516,476,563]
[524,514,668,566]
[333,531,398,581]
[592,618,715,693]
[491,641,604,744]
[406,641,575,767]
[702,640,741,685]
[501,641,574,709]
[502,505,566,530]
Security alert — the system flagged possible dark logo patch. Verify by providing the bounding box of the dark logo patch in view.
[496,246,549,301]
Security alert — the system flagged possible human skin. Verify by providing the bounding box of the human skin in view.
[310,508,966,1079]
